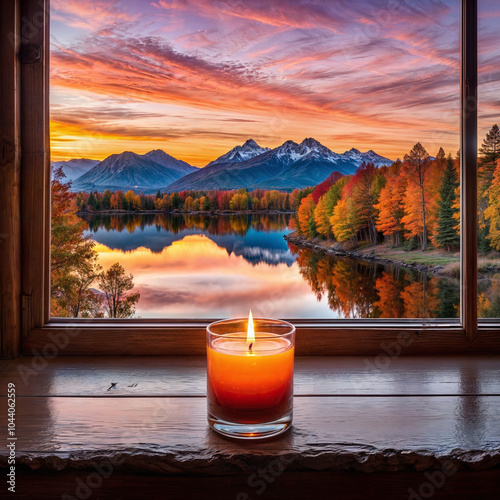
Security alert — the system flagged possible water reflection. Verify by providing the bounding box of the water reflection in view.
[82,213,295,266]
[82,213,461,319]
[290,244,459,319]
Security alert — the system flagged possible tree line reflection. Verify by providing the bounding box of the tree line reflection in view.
[81,213,465,318]
[81,213,292,237]
[289,244,460,319]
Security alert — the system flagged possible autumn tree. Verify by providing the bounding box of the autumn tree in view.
[312,171,344,203]
[436,155,460,251]
[401,143,432,250]
[324,176,350,218]
[330,198,357,242]
[297,194,316,236]
[484,160,500,250]
[98,263,141,318]
[314,195,330,238]
[350,162,384,244]
[51,167,102,317]
[375,161,406,246]
[477,125,500,250]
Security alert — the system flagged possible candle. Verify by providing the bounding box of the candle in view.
[207,312,295,439]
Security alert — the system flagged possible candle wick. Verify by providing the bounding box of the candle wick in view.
[249,342,253,352]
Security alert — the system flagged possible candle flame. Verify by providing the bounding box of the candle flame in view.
[247,310,255,351]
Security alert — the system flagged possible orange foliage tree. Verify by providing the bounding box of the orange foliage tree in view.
[297,194,316,236]
[375,161,407,246]
[400,143,433,250]
[484,160,500,250]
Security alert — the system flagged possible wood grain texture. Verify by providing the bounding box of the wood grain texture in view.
[22,325,500,355]
[1,356,500,396]
[20,0,50,336]
[460,0,478,341]
[0,0,21,358]
[0,396,499,473]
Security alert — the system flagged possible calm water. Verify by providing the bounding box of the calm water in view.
[82,213,461,319]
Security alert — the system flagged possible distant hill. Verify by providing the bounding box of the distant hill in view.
[72,150,197,192]
[165,138,393,192]
[51,159,100,182]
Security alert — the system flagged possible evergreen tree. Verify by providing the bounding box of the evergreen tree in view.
[479,124,500,166]
[436,155,460,251]
[86,191,97,210]
[171,192,182,209]
[437,280,460,318]
[102,189,112,209]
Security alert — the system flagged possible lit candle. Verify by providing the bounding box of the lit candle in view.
[207,313,295,439]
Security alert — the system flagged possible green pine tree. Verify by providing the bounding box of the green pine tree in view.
[479,124,500,165]
[436,155,460,252]
[86,191,97,210]
[171,192,182,209]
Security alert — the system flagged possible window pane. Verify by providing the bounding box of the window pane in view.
[50,0,461,319]
[478,0,500,318]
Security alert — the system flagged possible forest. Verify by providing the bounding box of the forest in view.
[74,125,500,256]
[76,187,295,212]
[295,125,500,253]
[51,125,500,318]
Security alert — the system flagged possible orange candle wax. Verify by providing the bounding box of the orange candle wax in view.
[207,333,294,412]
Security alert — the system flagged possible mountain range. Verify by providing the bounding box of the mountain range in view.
[72,150,197,192]
[166,138,392,191]
[51,158,100,182]
[60,139,393,193]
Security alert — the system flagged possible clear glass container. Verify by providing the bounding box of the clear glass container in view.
[207,317,295,439]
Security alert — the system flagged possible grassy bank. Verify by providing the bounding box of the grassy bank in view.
[285,232,463,274]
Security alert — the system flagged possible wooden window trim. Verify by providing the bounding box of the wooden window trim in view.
[2,0,499,357]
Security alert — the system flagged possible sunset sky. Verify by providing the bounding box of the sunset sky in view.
[50,0,500,165]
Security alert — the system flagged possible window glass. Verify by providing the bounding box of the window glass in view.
[478,0,500,319]
[50,0,461,319]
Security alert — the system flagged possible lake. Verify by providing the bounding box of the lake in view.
[82,213,461,319]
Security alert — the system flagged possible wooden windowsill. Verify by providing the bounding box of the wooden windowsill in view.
[1,356,499,498]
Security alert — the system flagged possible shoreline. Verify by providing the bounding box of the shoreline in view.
[284,233,458,276]
[77,209,295,216]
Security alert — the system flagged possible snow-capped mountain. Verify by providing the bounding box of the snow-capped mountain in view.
[205,139,270,167]
[72,150,197,192]
[51,158,100,182]
[166,138,393,192]
[342,148,393,168]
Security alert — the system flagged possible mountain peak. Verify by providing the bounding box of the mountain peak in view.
[281,140,299,147]
[301,137,322,148]
[243,139,260,148]
[205,140,270,167]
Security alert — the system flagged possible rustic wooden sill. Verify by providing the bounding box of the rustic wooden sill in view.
[1,356,500,499]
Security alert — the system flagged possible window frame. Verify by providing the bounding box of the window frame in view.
[4,0,499,356]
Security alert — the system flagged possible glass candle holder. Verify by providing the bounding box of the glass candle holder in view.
[207,317,295,439]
